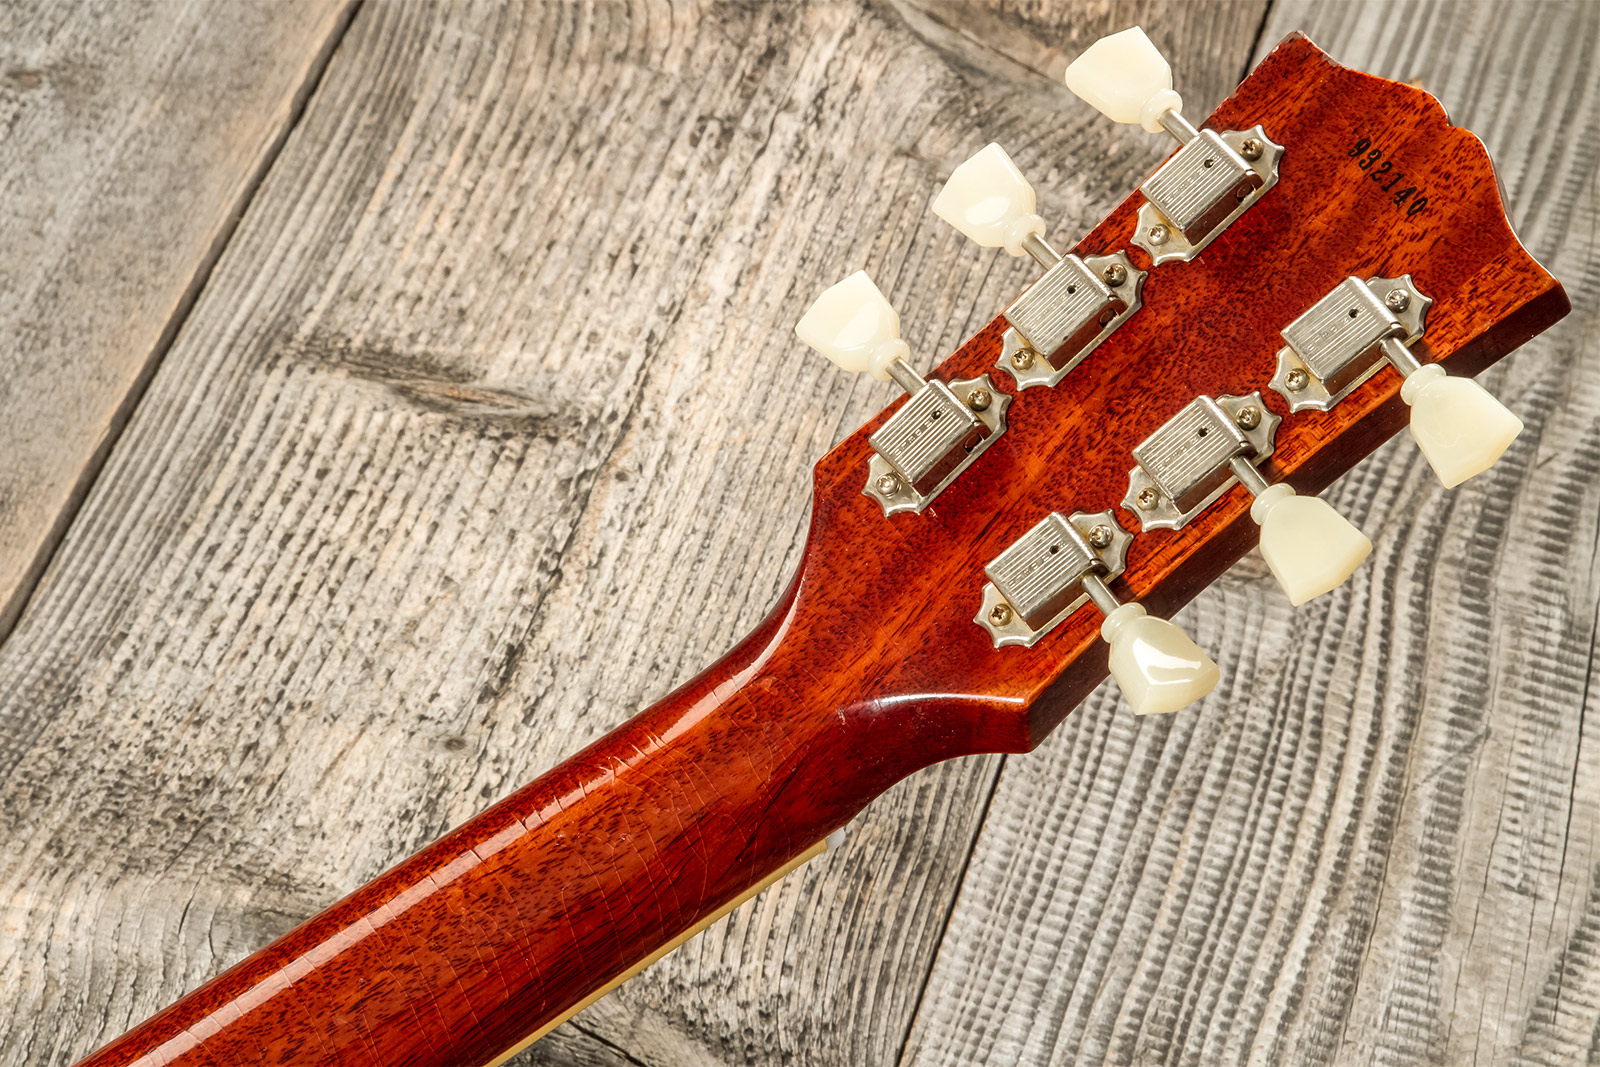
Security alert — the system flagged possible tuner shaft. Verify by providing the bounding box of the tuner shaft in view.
[1157,107,1199,145]
[884,357,925,396]
[1020,232,1062,271]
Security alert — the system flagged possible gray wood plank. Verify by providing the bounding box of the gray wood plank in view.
[901,3,1600,1064]
[0,0,353,644]
[0,2,1272,1065]
[530,1025,648,1067]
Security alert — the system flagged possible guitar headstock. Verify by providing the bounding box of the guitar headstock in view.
[784,30,1568,759]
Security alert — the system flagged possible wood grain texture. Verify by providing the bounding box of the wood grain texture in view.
[902,3,1600,1065]
[0,0,353,643]
[0,2,1267,1064]
[68,28,1571,1058]
[4,1,1582,1066]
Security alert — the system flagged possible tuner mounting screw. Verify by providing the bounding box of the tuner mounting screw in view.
[1102,263,1128,287]
[1235,405,1261,430]
[876,473,901,496]
[1010,348,1036,371]
[1136,487,1160,510]
[1285,368,1309,392]
[966,387,992,411]
[1147,224,1169,246]
[988,603,1013,626]
[1385,288,1411,312]
[1241,138,1264,161]
[1088,524,1114,549]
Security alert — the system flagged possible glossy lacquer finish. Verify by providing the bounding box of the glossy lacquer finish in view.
[78,34,1568,1067]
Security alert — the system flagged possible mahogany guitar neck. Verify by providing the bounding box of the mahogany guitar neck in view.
[73,577,946,1067]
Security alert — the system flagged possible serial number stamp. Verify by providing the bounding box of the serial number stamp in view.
[1349,135,1430,217]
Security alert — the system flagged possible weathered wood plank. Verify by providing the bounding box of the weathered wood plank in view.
[529,1025,646,1067]
[901,3,1600,1064]
[0,0,353,645]
[0,2,1271,1065]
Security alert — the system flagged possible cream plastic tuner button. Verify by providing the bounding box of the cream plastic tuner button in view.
[1063,26,1183,134]
[1100,603,1219,716]
[794,270,912,382]
[1400,364,1524,488]
[1249,485,1373,606]
[931,143,1046,258]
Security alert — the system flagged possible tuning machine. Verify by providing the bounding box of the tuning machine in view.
[1271,275,1524,487]
[932,143,1145,390]
[1126,393,1372,605]
[976,511,1217,715]
[796,271,1009,516]
[1065,27,1282,264]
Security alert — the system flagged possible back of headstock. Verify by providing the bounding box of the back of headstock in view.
[788,28,1569,758]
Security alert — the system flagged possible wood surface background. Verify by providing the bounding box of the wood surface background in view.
[0,2,1594,1065]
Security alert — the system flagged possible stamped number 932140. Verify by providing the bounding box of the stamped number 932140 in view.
[1350,136,1430,217]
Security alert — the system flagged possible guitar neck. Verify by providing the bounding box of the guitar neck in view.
[74,576,943,1067]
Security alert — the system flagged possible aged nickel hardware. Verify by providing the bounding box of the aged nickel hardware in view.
[932,143,1146,389]
[976,510,1133,648]
[976,511,1218,715]
[1271,274,1524,488]
[796,270,1010,516]
[1271,275,1431,411]
[1125,393,1281,531]
[1065,27,1283,264]
[1126,393,1372,605]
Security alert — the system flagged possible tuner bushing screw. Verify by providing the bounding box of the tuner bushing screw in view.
[1136,487,1160,510]
[1235,405,1261,430]
[1147,224,1169,246]
[1102,263,1128,287]
[1241,138,1264,161]
[1088,524,1114,549]
[1385,288,1411,312]
[1010,349,1036,371]
[1285,368,1309,392]
[876,473,901,496]
[988,603,1013,626]
[966,388,992,412]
